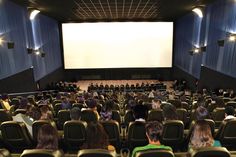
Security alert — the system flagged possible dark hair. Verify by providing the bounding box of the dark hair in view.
[70,107,81,120]
[133,105,148,120]
[81,122,109,149]
[162,104,178,120]
[225,106,235,116]
[40,105,53,120]
[195,106,209,120]
[36,124,58,150]
[1,93,9,101]
[27,106,41,120]
[145,121,163,142]
[87,99,97,109]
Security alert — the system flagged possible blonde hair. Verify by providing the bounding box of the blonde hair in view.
[189,120,214,149]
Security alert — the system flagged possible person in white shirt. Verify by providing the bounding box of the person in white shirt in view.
[224,106,236,121]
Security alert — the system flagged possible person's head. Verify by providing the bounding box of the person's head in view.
[195,106,209,120]
[36,124,58,150]
[189,120,214,149]
[1,93,9,101]
[145,121,163,143]
[19,98,29,109]
[82,122,109,149]
[133,105,148,120]
[27,106,41,121]
[40,105,53,120]
[70,107,81,120]
[103,100,114,112]
[152,98,161,110]
[225,106,235,117]
[86,99,97,110]
[162,104,178,120]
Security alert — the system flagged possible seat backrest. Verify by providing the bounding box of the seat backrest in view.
[57,110,71,130]
[63,121,87,151]
[127,121,148,150]
[176,108,188,124]
[190,147,230,157]
[226,101,236,108]
[147,110,163,122]
[161,120,184,146]
[124,110,135,127]
[135,149,174,157]
[77,149,116,157]
[53,103,62,117]
[72,103,85,110]
[217,119,236,146]
[212,108,225,121]
[111,110,121,124]
[0,148,11,157]
[0,109,12,124]
[14,109,27,115]
[81,110,98,123]
[0,121,33,151]
[32,120,51,143]
[100,121,120,150]
[21,149,63,157]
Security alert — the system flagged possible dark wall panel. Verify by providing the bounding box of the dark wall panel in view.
[0,68,36,93]
[37,67,65,90]
[198,66,236,91]
[64,68,173,81]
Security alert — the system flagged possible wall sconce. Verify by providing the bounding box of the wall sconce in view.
[0,37,4,46]
[29,9,40,20]
[27,48,33,54]
[7,42,14,49]
[189,46,206,55]
[27,48,46,57]
[200,46,207,52]
[192,7,203,18]
[228,33,236,41]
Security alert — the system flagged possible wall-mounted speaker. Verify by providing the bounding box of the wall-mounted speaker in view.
[7,42,14,49]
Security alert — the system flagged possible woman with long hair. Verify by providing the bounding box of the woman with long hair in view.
[189,120,221,150]
[81,122,115,151]
[36,124,58,150]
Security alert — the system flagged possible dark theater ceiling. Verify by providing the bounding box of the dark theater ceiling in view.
[11,0,215,23]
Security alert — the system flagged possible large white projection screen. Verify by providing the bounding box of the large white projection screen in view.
[62,22,173,69]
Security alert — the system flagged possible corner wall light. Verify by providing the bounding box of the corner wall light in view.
[29,9,40,20]
[192,8,203,18]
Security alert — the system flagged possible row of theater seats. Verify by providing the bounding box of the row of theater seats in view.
[1,147,236,157]
[1,119,236,153]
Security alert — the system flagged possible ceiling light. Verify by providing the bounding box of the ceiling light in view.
[192,8,203,18]
[30,9,40,20]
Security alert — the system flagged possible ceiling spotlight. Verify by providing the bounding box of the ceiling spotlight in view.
[29,9,40,20]
[217,39,225,47]
[192,8,203,18]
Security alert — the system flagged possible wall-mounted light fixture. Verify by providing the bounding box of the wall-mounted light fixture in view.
[192,7,203,18]
[228,33,236,41]
[7,42,14,49]
[27,48,46,57]
[189,45,206,55]
[0,37,4,46]
[217,39,225,47]
[29,9,40,20]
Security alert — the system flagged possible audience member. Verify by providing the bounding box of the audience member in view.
[162,104,178,120]
[36,124,58,150]
[189,120,221,150]
[80,122,115,151]
[224,106,235,121]
[61,97,72,110]
[131,121,172,157]
[195,106,210,120]
[40,105,53,121]
[133,104,148,122]
[151,98,161,110]
[84,99,100,120]
[70,107,81,120]
[0,93,11,111]
[100,100,113,121]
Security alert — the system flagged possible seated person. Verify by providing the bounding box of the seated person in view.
[189,120,221,150]
[224,105,235,121]
[0,93,11,111]
[133,104,148,122]
[151,98,162,110]
[131,121,172,157]
[100,100,113,121]
[80,122,115,151]
[70,107,81,120]
[162,104,178,120]
[194,106,210,120]
[36,124,58,150]
[83,99,100,120]
[13,106,41,136]
[61,97,72,110]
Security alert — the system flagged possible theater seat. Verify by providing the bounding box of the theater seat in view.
[0,109,12,124]
[190,147,230,157]
[57,110,71,130]
[161,120,184,150]
[77,149,116,157]
[63,121,87,151]
[127,121,148,150]
[81,110,98,123]
[0,148,11,157]
[147,110,163,122]
[32,120,52,143]
[0,121,33,152]
[21,149,63,157]
[135,149,174,157]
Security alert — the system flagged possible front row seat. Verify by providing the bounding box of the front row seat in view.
[21,149,64,157]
